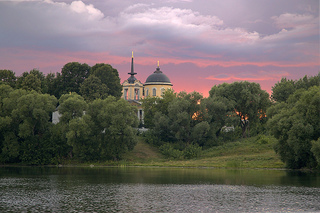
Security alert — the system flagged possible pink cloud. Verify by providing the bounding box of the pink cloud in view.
[205,71,291,82]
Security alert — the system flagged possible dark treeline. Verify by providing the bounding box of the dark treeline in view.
[0,63,137,164]
[0,62,122,100]
[0,65,319,169]
[142,73,320,169]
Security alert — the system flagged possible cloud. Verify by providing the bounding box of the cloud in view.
[272,13,317,29]
[122,5,224,27]
[205,71,290,82]
[69,1,104,20]
[0,0,318,68]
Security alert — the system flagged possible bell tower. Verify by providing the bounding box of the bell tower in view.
[122,52,143,101]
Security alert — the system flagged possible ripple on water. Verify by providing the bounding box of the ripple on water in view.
[1,177,320,212]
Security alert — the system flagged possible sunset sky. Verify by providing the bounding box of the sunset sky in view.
[0,0,319,96]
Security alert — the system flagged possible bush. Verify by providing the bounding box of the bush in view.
[159,143,183,159]
[311,138,320,167]
[256,135,269,144]
[219,126,241,143]
[183,144,202,159]
[143,130,163,146]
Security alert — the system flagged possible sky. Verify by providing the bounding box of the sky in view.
[0,0,319,96]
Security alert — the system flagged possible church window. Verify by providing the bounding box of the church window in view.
[153,88,156,96]
[134,88,139,100]
[145,89,149,97]
[124,89,128,100]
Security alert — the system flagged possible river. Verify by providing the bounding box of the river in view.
[0,166,319,212]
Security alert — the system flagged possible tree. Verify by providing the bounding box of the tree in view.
[311,138,320,168]
[267,86,320,169]
[61,62,91,94]
[20,73,42,92]
[141,96,162,128]
[201,96,237,144]
[16,69,47,93]
[58,93,88,124]
[271,74,320,103]
[87,97,138,160]
[45,72,66,99]
[57,94,138,161]
[209,81,271,138]
[66,114,96,161]
[91,63,122,98]
[0,69,16,88]
[0,86,58,164]
[80,75,109,102]
[271,78,295,102]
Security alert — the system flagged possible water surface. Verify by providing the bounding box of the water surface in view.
[0,167,319,212]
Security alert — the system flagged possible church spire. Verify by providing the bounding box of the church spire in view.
[127,51,137,83]
[155,60,162,73]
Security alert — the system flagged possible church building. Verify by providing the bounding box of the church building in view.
[122,53,173,123]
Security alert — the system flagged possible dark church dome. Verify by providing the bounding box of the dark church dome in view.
[127,76,137,84]
[145,67,172,85]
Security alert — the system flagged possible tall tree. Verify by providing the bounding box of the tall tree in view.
[80,75,109,102]
[141,89,176,128]
[0,86,58,164]
[0,69,16,88]
[209,81,271,138]
[267,86,320,169]
[91,63,122,98]
[20,73,42,92]
[271,74,320,103]
[87,97,138,160]
[61,62,91,94]
[58,93,88,124]
[16,69,47,93]
[271,78,295,102]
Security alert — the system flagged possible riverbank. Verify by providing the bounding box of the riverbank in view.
[1,135,285,169]
[99,135,285,169]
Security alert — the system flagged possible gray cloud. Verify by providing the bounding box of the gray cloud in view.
[0,0,318,64]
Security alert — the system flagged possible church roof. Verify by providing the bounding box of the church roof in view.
[145,65,172,85]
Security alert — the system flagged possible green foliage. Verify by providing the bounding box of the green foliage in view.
[45,72,62,98]
[191,121,210,146]
[143,90,242,149]
[218,126,242,143]
[0,86,58,164]
[267,85,320,169]
[271,78,295,102]
[256,135,269,144]
[142,89,176,128]
[80,75,109,102]
[58,93,88,124]
[202,96,237,141]
[209,81,271,138]
[20,73,42,92]
[183,144,202,159]
[57,95,138,161]
[311,138,320,167]
[159,143,202,160]
[271,74,320,103]
[66,115,96,161]
[91,63,122,99]
[142,129,163,146]
[61,62,91,94]
[159,143,183,159]
[16,69,47,93]
[0,69,16,88]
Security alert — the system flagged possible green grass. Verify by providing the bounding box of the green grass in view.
[117,135,285,169]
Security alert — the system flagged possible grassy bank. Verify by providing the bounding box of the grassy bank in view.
[115,135,285,169]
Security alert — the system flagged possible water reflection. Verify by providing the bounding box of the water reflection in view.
[0,167,319,212]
